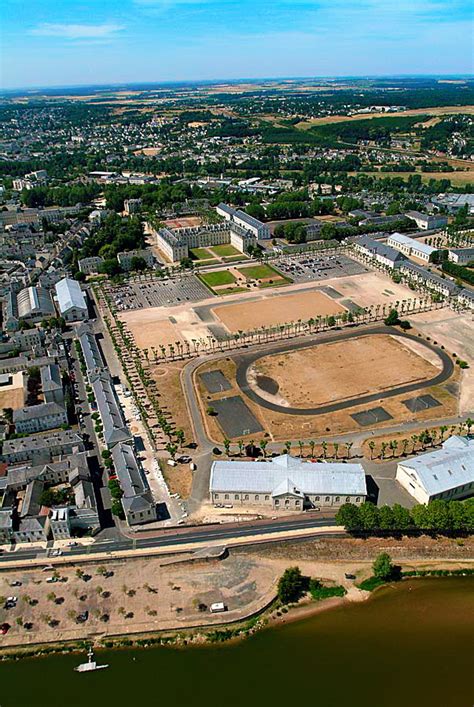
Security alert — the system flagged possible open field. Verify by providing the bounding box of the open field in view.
[212,290,344,333]
[237,264,281,280]
[190,247,214,260]
[119,314,185,349]
[252,334,440,408]
[163,216,203,229]
[211,244,241,257]
[198,270,236,289]
[351,171,474,187]
[296,105,474,129]
[409,308,474,415]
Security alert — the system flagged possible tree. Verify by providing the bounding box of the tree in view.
[359,503,379,531]
[130,256,147,272]
[260,439,268,458]
[223,438,231,456]
[368,440,375,459]
[277,567,307,604]
[384,309,400,326]
[372,552,394,581]
[335,503,361,532]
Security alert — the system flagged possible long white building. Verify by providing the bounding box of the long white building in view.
[387,233,437,262]
[153,221,257,263]
[210,454,367,511]
[396,436,474,504]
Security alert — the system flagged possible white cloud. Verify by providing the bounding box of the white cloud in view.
[30,23,125,40]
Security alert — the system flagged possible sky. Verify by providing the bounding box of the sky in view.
[1,0,473,89]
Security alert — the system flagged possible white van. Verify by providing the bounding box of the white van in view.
[210,602,226,613]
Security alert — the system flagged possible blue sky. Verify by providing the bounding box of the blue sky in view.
[1,0,473,89]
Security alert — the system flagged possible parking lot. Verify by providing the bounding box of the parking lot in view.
[275,253,368,284]
[108,275,211,311]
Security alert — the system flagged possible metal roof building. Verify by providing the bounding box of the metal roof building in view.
[396,436,474,504]
[55,277,88,321]
[17,286,54,320]
[210,454,367,511]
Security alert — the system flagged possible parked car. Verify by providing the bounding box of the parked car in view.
[0,623,10,635]
[10,580,22,587]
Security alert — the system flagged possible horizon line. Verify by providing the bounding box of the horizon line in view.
[2,72,474,94]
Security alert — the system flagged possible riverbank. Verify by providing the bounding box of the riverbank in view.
[1,559,473,661]
[3,576,473,707]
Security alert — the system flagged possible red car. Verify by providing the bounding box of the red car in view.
[0,623,10,635]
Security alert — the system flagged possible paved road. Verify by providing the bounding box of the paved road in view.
[235,326,454,416]
[0,513,340,564]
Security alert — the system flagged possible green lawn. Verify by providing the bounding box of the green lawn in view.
[223,254,249,263]
[198,270,237,289]
[218,286,248,295]
[211,244,241,257]
[190,247,214,260]
[237,264,281,280]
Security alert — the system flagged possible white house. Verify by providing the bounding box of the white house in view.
[55,277,88,322]
[448,248,474,265]
[396,436,474,504]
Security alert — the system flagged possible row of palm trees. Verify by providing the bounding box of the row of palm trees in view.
[92,285,186,458]
[221,418,474,462]
[222,437,355,460]
[367,419,473,460]
[121,294,437,364]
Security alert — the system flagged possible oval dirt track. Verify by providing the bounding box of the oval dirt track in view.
[235,326,454,416]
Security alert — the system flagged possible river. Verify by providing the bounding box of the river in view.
[1,577,473,707]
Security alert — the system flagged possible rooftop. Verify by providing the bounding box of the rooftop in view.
[210,454,367,497]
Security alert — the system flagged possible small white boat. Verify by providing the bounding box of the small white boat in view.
[75,647,109,673]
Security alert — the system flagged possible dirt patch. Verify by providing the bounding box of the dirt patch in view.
[253,334,439,408]
[0,372,25,410]
[212,290,344,333]
[119,311,185,350]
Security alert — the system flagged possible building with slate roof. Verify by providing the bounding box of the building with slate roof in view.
[210,454,367,511]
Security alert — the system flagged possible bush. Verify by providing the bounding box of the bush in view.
[357,576,386,592]
[373,552,394,580]
[309,580,347,601]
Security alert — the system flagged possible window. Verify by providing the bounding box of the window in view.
[255,495,259,501]
[325,497,330,502]
[356,497,360,502]
[265,495,269,501]
[234,494,239,500]
[335,497,340,503]
[275,500,279,506]
[295,500,300,506]
[315,496,320,501]
[244,494,249,500]
[285,499,290,506]
[215,494,219,499]
[345,497,350,503]
[224,494,229,500]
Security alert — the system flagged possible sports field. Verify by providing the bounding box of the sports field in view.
[212,289,344,333]
[252,334,440,407]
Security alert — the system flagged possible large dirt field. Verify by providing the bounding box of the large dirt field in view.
[252,334,440,407]
[212,290,345,333]
[119,313,186,349]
